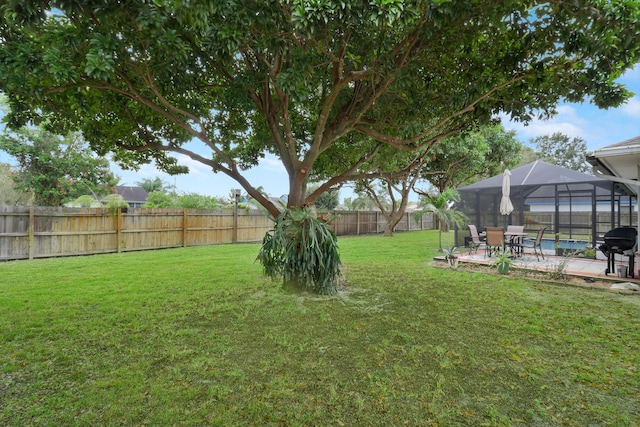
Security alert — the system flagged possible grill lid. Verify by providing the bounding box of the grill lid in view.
[603,226,637,240]
[601,227,637,253]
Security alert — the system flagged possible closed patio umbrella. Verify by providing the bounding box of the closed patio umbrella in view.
[500,169,514,216]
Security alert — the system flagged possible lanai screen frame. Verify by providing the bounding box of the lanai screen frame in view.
[455,161,636,249]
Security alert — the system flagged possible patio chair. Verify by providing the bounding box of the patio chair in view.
[519,227,546,261]
[467,225,486,254]
[485,226,505,258]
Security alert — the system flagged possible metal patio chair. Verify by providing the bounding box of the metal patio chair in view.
[485,226,505,258]
[519,227,546,261]
[468,225,486,254]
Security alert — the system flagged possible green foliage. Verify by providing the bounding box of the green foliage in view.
[442,244,459,261]
[177,192,223,209]
[494,251,512,274]
[517,145,538,167]
[342,196,366,211]
[442,244,459,269]
[143,190,176,208]
[137,177,168,193]
[69,195,102,208]
[419,124,523,193]
[103,194,129,213]
[530,132,590,172]
[257,206,341,294]
[2,1,640,293]
[0,162,32,205]
[0,126,116,206]
[343,192,378,211]
[418,188,468,249]
[143,191,222,209]
[308,185,339,210]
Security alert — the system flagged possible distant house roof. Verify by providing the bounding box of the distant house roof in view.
[115,186,148,205]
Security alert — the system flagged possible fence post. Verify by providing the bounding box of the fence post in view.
[116,208,122,253]
[183,209,188,247]
[233,189,240,243]
[356,211,360,235]
[28,206,34,260]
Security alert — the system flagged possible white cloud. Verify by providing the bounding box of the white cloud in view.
[260,156,288,174]
[174,154,211,176]
[501,105,589,144]
[620,64,640,84]
[621,97,640,118]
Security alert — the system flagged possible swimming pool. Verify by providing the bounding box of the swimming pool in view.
[539,238,590,252]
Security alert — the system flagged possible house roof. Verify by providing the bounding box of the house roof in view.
[115,185,149,202]
[586,136,640,194]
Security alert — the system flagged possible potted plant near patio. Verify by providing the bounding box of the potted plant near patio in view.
[443,245,459,269]
[494,250,511,274]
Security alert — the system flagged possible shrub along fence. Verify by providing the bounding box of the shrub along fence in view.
[0,206,434,261]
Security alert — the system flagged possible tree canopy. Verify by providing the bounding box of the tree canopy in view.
[530,132,590,173]
[144,190,223,209]
[137,177,169,194]
[0,126,117,206]
[1,1,639,217]
[0,162,32,205]
[419,124,523,193]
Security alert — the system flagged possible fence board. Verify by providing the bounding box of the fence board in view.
[0,206,434,261]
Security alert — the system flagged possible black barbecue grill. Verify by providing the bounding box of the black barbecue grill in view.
[599,227,638,278]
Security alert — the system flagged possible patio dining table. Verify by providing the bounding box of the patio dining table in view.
[504,231,528,257]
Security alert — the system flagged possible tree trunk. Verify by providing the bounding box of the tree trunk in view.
[382,204,407,237]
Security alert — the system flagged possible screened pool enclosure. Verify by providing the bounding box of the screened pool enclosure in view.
[454,161,637,249]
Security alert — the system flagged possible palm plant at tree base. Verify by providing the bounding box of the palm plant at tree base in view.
[257,206,341,295]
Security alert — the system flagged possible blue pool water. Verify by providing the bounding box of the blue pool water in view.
[539,238,589,251]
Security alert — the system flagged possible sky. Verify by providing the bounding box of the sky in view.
[502,65,640,154]
[3,66,640,202]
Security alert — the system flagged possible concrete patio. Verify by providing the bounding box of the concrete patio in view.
[454,248,640,292]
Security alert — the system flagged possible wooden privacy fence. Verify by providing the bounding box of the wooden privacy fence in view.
[0,206,434,261]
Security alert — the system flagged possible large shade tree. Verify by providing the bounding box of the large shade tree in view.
[355,124,523,237]
[1,1,640,292]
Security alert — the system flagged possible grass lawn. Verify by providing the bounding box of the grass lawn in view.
[1,230,639,426]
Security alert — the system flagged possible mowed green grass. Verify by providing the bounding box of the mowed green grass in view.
[1,230,639,426]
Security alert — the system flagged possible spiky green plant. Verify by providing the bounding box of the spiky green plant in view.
[257,206,341,295]
[418,188,468,250]
[103,193,130,214]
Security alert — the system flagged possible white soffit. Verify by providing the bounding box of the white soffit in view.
[591,137,640,182]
